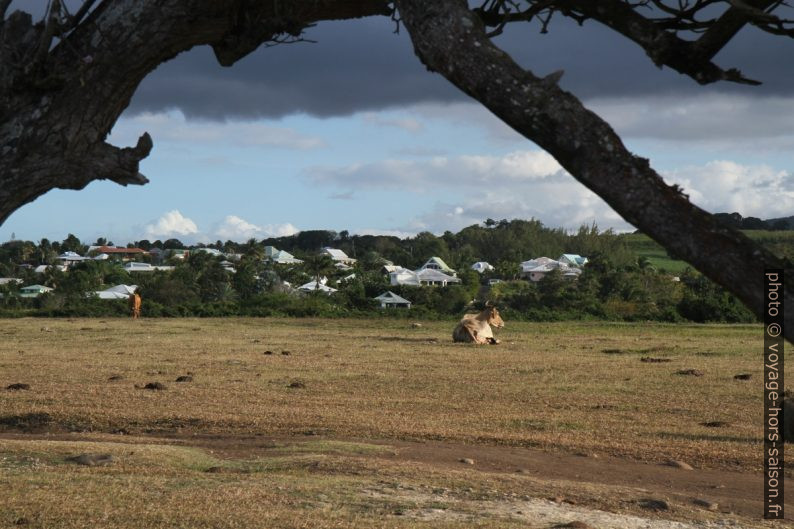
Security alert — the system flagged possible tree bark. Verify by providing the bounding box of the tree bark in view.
[0,0,389,225]
[396,0,793,340]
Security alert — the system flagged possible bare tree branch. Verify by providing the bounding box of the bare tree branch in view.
[395,0,794,340]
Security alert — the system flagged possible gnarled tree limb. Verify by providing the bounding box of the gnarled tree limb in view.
[396,0,794,340]
[0,0,390,225]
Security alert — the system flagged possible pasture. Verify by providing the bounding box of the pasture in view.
[0,317,788,528]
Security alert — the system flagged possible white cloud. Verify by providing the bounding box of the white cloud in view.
[664,161,794,218]
[212,215,299,241]
[110,111,326,151]
[144,210,199,239]
[307,149,564,190]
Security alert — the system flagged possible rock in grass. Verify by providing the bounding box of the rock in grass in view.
[640,357,671,363]
[693,498,719,511]
[676,369,704,377]
[411,323,423,328]
[6,383,30,390]
[459,458,475,465]
[263,350,273,355]
[554,522,594,529]
[733,373,752,380]
[281,350,291,356]
[175,375,193,382]
[108,375,124,381]
[665,460,693,470]
[288,381,306,389]
[638,498,670,511]
[701,421,730,428]
[68,453,115,466]
[143,382,166,390]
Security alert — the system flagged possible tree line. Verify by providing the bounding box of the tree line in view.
[0,220,759,323]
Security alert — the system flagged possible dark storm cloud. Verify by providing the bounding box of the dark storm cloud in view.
[127,11,794,120]
[11,2,794,119]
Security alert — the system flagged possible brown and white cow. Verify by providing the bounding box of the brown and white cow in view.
[452,303,504,344]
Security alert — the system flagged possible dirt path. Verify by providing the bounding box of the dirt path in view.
[3,430,786,525]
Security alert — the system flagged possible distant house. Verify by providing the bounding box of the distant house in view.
[33,264,67,274]
[20,284,53,297]
[374,291,412,309]
[390,267,421,287]
[264,246,303,265]
[57,251,87,266]
[419,256,455,274]
[416,268,461,287]
[520,257,582,282]
[0,278,22,286]
[297,277,337,294]
[558,254,588,267]
[87,246,147,261]
[93,284,138,299]
[123,262,174,272]
[334,261,354,271]
[321,247,357,265]
[471,261,494,273]
[194,247,224,257]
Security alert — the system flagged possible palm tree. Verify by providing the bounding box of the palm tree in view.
[302,255,336,290]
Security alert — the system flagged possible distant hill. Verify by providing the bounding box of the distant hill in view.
[713,212,794,231]
[624,228,794,273]
[764,215,794,230]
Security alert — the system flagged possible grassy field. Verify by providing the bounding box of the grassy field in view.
[0,317,788,528]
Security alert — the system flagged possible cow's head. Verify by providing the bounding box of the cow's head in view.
[484,302,504,328]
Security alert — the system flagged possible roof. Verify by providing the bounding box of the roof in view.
[92,246,146,254]
[270,249,302,263]
[58,251,86,261]
[102,284,138,295]
[422,256,455,273]
[374,291,412,304]
[21,284,53,291]
[416,268,461,283]
[0,278,22,285]
[559,254,588,266]
[297,280,337,293]
[323,248,349,260]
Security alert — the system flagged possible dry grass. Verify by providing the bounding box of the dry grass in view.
[0,317,784,528]
[0,318,766,469]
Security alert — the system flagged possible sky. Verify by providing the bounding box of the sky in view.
[2,3,794,245]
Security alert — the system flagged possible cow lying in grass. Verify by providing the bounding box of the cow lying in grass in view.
[452,303,504,344]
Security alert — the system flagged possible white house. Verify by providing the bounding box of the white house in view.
[297,277,337,294]
[390,268,420,286]
[264,246,303,265]
[123,262,174,272]
[33,264,67,274]
[416,268,462,286]
[419,256,455,274]
[520,257,582,282]
[321,247,357,265]
[558,254,588,267]
[20,284,53,297]
[471,261,494,273]
[0,278,23,286]
[93,284,138,299]
[374,291,412,309]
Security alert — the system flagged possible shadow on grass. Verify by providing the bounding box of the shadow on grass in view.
[657,431,760,444]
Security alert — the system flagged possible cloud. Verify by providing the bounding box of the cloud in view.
[309,150,794,234]
[144,210,199,239]
[588,94,794,144]
[664,161,794,218]
[212,215,299,241]
[117,11,794,121]
[307,150,565,191]
[110,111,325,151]
[329,191,355,200]
[362,112,424,132]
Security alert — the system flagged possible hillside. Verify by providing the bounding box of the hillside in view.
[623,230,794,273]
